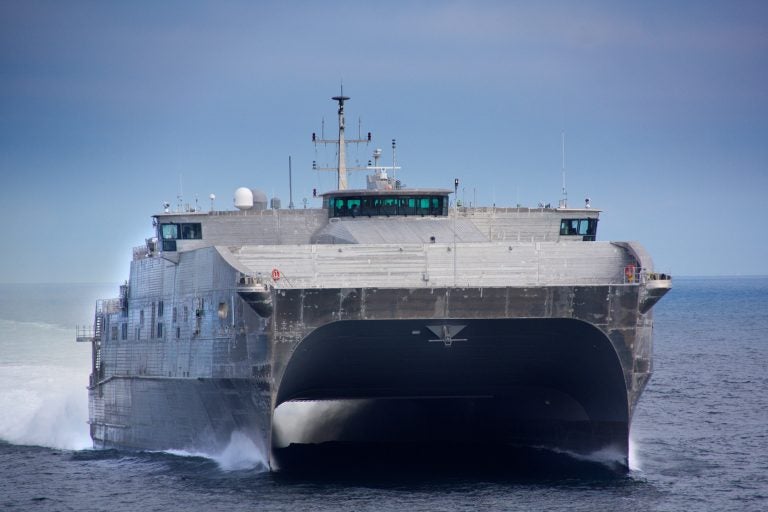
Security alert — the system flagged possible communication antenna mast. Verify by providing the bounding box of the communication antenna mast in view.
[288,156,295,209]
[312,87,372,190]
[560,132,568,209]
[177,174,184,212]
[391,139,397,183]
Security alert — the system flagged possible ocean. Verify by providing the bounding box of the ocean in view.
[1,278,766,511]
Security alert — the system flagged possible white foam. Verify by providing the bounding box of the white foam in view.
[0,364,91,450]
[542,443,628,471]
[214,431,269,471]
[163,431,268,472]
[0,319,92,451]
[628,432,642,472]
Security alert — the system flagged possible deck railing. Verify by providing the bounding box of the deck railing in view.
[75,325,94,342]
[236,271,275,291]
[98,298,124,314]
[132,238,158,260]
[622,266,673,285]
[132,244,150,260]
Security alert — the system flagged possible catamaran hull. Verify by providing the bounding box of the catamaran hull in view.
[88,246,659,471]
[90,314,641,470]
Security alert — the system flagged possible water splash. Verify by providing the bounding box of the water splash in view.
[214,431,269,471]
[542,443,629,472]
[0,319,92,451]
[629,432,642,472]
[165,431,269,472]
[0,364,92,450]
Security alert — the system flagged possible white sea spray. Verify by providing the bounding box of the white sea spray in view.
[0,319,91,450]
[163,431,269,472]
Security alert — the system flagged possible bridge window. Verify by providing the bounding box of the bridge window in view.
[159,222,202,251]
[160,223,202,240]
[181,223,202,239]
[330,195,446,218]
[161,224,178,240]
[560,218,598,241]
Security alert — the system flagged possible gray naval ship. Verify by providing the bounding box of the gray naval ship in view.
[78,94,671,470]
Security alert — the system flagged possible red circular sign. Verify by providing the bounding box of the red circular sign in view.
[271,268,281,281]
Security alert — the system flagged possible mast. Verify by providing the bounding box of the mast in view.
[312,89,371,190]
[333,93,349,189]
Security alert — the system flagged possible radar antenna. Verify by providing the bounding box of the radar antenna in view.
[364,143,402,190]
[312,87,372,190]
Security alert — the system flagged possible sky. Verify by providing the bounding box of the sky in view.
[0,0,766,283]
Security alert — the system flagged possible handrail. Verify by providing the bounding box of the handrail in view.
[97,298,124,314]
[622,266,672,285]
[237,270,297,290]
[235,272,275,293]
[132,245,150,260]
[75,325,95,342]
[132,238,158,260]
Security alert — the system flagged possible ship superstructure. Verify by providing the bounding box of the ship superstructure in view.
[78,94,671,470]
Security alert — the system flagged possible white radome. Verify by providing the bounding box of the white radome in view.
[234,187,254,210]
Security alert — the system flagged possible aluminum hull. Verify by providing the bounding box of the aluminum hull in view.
[89,271,658,470]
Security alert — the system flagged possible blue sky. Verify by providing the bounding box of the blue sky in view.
[1,0,766,282]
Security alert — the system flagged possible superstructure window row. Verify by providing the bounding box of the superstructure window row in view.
[330,195,447,218]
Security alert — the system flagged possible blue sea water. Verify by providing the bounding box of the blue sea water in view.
[0,278,767,511]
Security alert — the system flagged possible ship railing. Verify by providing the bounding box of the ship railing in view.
[644,271,672,282]
[236,272,271,292]
[76,325,95,342]
[133,244,150,260]
[246,273,630,288]
[622,266,673,285]
[98,298,124,315]
[132,238,158,260]
[75,298,122,343]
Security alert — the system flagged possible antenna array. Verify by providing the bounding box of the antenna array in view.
[312,89,372,190]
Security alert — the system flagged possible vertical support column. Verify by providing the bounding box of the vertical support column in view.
[332,94,349,190]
